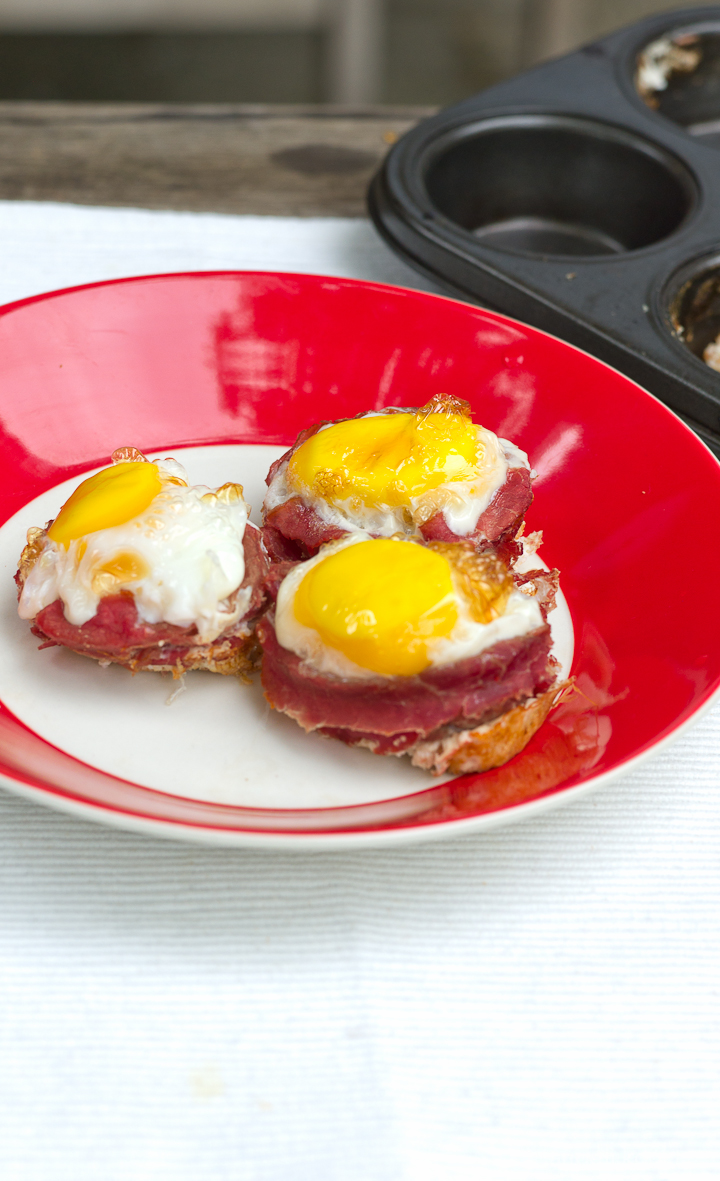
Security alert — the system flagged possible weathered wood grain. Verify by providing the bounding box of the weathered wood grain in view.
[0,103,435,216]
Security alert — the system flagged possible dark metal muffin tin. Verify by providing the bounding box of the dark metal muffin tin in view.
[369,6,720,457]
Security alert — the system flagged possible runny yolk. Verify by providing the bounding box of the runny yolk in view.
[287,404,480,509]
[48,462,163,549]
[293,538,458,677]
[90,552,151,594]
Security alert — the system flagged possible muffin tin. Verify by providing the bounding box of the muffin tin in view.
[369,6,720,456]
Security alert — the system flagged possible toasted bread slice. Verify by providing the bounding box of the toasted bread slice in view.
[409,682,567,776]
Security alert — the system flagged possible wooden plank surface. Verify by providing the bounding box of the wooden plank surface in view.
[0,103,435,216]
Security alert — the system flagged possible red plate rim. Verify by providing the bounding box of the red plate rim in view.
[1,269,719,846]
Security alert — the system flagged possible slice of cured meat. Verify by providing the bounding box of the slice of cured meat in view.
[263,497,346,558]
[258,613,559,773]
[418,467,532,550]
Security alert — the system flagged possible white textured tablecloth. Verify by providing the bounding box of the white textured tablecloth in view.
[0,201,719,1181]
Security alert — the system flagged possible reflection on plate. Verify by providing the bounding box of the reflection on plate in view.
[0,271,718,846]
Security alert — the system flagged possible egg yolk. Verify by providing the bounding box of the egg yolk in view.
[48,462,163,549]
[293,539,458,676]
[90,552,151,595]
[287,400,480,509]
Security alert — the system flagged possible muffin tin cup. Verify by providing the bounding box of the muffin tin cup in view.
[369,5,720,457]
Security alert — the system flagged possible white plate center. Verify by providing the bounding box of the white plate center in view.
[0,445,573,808]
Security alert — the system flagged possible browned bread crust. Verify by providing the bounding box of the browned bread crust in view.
[407,682,567,776]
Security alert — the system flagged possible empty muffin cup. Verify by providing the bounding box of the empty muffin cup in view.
[424,115,694,258]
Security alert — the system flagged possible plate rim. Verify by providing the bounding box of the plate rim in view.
[1,678,718,848]
[1,267,719,847]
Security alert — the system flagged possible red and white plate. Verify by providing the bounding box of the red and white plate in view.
[0,271,718,847]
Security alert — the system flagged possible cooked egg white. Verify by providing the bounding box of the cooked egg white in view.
[264,398,529,539]
[18,449,252,644]
[275,533,544,681]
